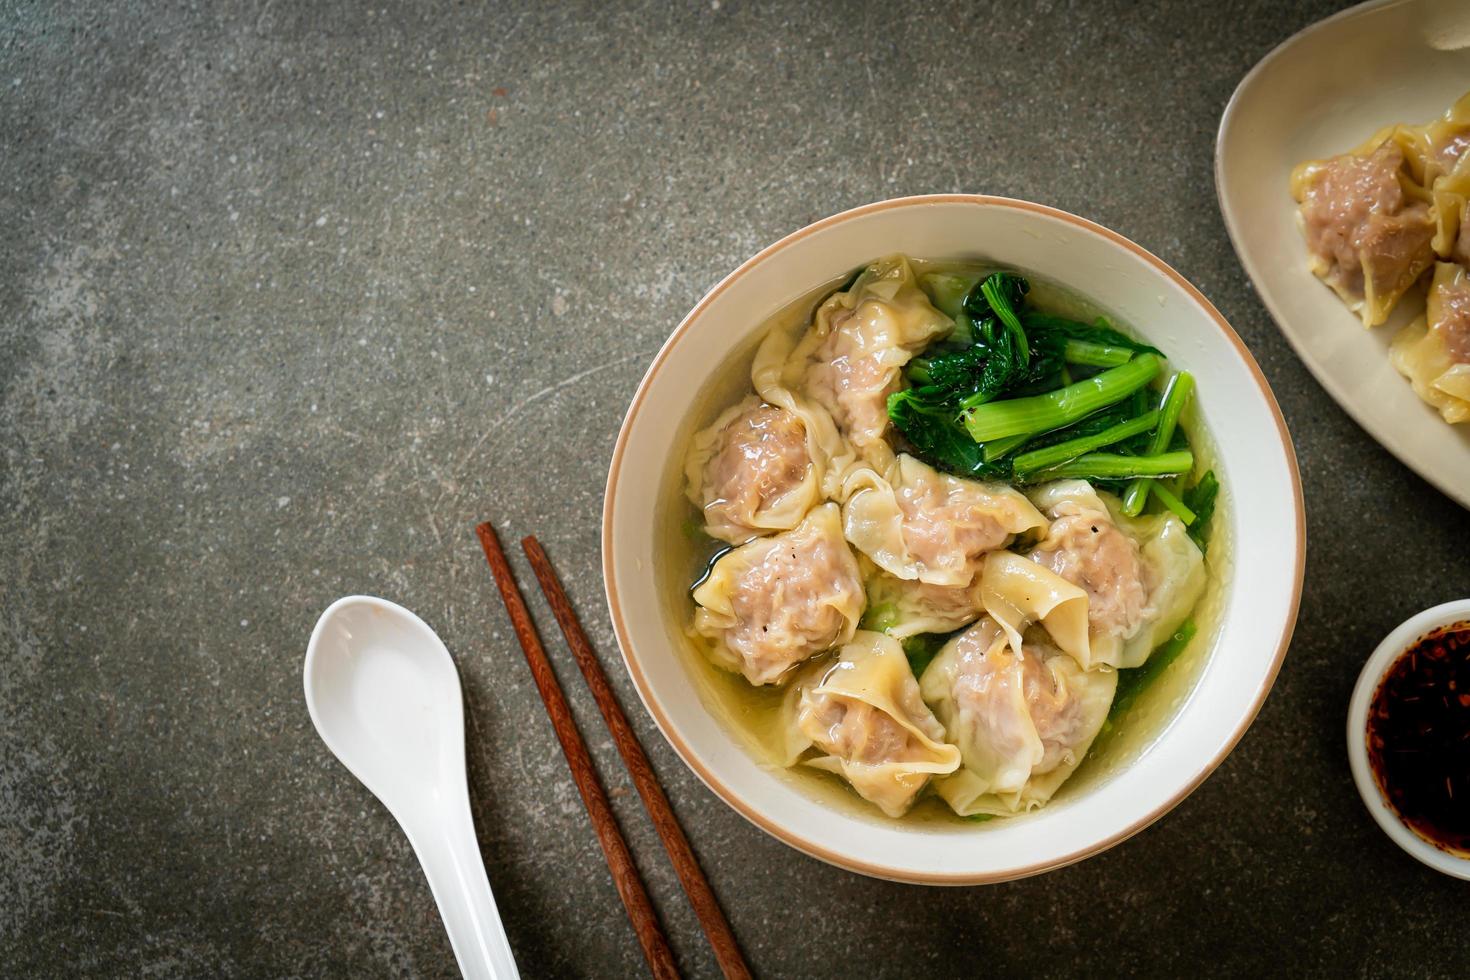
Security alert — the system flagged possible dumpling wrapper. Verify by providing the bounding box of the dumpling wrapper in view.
[842,454,1046,587]
[1398,91,1470,190]
[1290,126,1436,327]
[861,558,986,640]
[979,551,1092,667]
[753,255,952,497]
[1430,157,1470,265]
[684,395,820,544]
[1391,262,1470,424]
[1288,92,1470,327]
[996,481,1205,670]
[919,618,1115,817]
[783,631,961,817]
[692,503,865,685]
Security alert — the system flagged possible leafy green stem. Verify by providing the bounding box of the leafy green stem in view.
[961,353,1161,442]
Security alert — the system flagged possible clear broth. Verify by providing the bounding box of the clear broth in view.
[655,260,1232,828]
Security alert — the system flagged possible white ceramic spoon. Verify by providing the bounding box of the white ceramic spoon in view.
[304,595,519,980]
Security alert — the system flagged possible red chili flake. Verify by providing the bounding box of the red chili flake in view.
[1366,621,1470,855]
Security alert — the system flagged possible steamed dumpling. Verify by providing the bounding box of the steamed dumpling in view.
[1027,482,1150,639]
[862,565,985,639]
[978,550,1091,667]
[1391,262,1470,424]
[919,618,1115,817]
[784,631,961,817]
[1430,160,1470,266]
[1290,132,1435,327]
[843,454,1047,587]
[684,395,819,544]
[692,503,864,685]
[802,257,951,458]
[753,256,952,498]
[1398,92,1470,188]
[1016,481,1205,669]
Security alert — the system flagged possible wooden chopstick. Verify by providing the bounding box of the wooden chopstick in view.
[474,523,679,980]
[520,536,753,980]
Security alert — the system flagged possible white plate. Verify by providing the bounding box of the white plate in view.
[1216,0,1470,508]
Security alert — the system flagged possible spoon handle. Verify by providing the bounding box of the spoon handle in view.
[410,800,520,980]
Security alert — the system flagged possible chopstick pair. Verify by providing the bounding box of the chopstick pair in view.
[475,524,751,980]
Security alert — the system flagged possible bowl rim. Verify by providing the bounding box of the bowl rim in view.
[602,193,1305,883]
[1346,598,1470,879]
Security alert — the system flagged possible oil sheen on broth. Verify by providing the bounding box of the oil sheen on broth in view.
[656,260,1230,827]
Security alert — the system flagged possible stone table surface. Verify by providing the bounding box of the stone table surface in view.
[4,0,1469,976]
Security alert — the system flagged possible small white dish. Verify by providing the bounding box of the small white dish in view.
[603,195,1304,884]
[1347,598,1470,879]
[1216,0,1470,510]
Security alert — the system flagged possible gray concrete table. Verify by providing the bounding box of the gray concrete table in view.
[4,1,1468,976]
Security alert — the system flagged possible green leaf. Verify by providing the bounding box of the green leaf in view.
[1110,620,1198,721]
[901,633,947,679]
[1182,470,1220,552]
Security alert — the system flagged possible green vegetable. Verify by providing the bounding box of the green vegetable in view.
[1015,389,1148,451]
[889,271,1191,487]
[905,345,991,396]
[982,433,1030,462]
[862,602,899,633]
[964,813,996,823]
[901,633,947,679]
[962,353,1162,442]
[1062,339,1134,367]
[940,273,1045,407]
[1110,620,1198,721]
[920,272,982,318]
[1023,313,1161,357]
[1024,449,1192,482]
[963,271,1029,325]
[1011,410,1160,477]
[947,311,978,349]
[1182,470,1219,551]
[1121,371,1195,516]
[1149,481,1197,524]
[888,388,1006,479]
[978,275,1031,371]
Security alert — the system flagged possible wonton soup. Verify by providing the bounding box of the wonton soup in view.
[663,255,1228,825]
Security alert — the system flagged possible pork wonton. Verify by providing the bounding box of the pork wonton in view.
[784,631,961,817]
[919,618,1116,817]
[692,503,865,685]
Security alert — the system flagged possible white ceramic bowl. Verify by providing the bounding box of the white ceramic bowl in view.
[603,195,1304,883]
[1347,599,1470,879]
